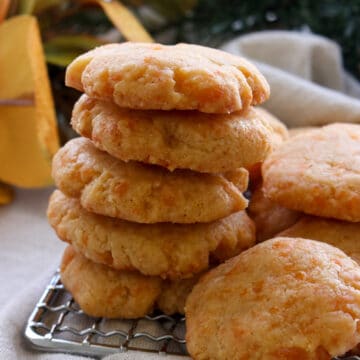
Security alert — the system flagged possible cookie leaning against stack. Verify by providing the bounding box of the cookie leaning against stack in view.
[261,123,360,266]
[48,41,273,318]
[248,122,360,244]
[263,123,360,222]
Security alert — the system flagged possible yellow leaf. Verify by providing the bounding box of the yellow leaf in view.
[83,0,153,42]
[0,15,59,187]
[0,0,10,23]
[0,182,14,205]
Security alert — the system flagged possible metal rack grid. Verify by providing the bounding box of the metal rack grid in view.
[24,270,187,358]
[24,270,360,359]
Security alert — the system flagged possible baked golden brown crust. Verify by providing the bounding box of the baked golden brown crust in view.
[262,123,360,222]
[61,246,201,317]
[48,190,255,279]
[246,109,289,186]
[60,246,162,318]
[279,216,360,264]
[256,107,289,146]
[65,42,269,113]
[185,237,360,360]
[71,95,273,173]
[52,138,249,223]
[157,275,200,315]
[248,183,300,242]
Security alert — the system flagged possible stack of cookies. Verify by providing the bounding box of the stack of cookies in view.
[47,42,274,318]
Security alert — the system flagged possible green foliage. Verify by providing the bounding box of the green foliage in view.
[301,1,360,81]
[12,0,360,79]
[18,0,63,14]
[172,0,360,80]
[44,35,105,67]
[127,0,197,21]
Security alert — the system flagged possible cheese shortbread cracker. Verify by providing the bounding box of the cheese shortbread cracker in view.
[66,42,269,114]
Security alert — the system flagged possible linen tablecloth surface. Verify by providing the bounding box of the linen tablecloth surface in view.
[1,31,359,359]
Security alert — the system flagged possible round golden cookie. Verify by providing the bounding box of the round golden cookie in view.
[61,246,162,318]
[61,246,200,317]
[52,138,249,223]
[185,237,360,360]
[256,107,289,147]
[157,275,200,316]
[262,123,360,222]
[247,109,289,186]
[65,42,270,113]
[71,95,273,173]
[48,190,255,279]
[279,216,360,264]
[247,183,300,242]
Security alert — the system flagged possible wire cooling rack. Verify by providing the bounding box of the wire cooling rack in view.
[25,270,360,359]
[24,270,187,358]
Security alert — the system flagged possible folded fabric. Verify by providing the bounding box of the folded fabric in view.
[221,31,360,127]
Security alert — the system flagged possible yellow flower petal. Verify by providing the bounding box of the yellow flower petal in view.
[0,15,59,187]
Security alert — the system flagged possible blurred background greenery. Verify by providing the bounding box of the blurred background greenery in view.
[5,0,360,142]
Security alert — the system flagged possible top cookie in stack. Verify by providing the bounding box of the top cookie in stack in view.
[48,42,273,318]
[66,42,269,114]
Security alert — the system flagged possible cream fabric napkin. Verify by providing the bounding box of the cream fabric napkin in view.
[222,31,360,127]
[0,31,359,360]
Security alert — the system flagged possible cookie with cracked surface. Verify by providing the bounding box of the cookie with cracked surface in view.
[185,237,360,360]
[247,183,300,242]
[52,138,249,223]
[279,216,360,264]
[60,246,162,318]
[48,190,255,279]
[256,107,289,147]
[65,42,269,113]
[61,246,202,317]
[71,95,273,173]
[157,275,201,315]
[262,123,360,222]
[247,109,289,186]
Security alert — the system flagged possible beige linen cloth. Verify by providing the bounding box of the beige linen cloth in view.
[0,31,359,360]
[222,31,360,125]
